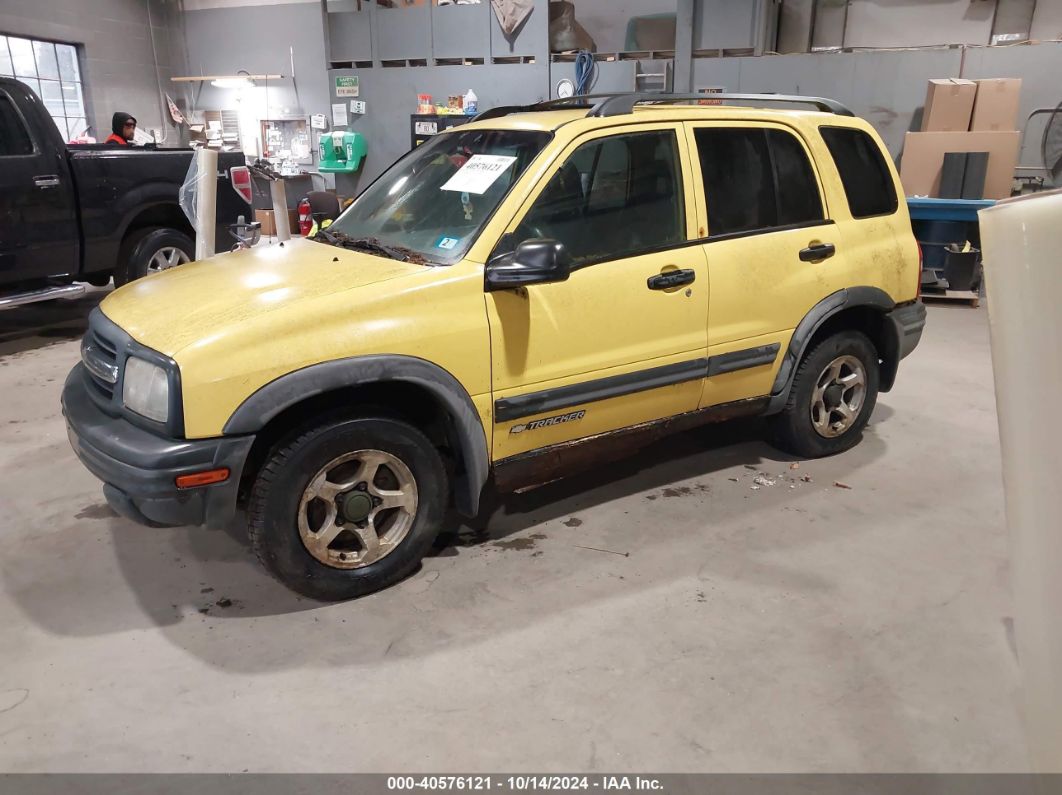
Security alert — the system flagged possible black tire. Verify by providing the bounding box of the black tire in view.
[247,414,449,601]
[114,227,194,287]
[768,330,880,458]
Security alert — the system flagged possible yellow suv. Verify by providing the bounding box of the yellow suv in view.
[64,93,926,600]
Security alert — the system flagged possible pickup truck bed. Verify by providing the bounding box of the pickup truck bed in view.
[67,145,247,276]
[0,77,247,304]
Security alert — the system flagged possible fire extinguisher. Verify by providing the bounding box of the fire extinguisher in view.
[297,197,314,236]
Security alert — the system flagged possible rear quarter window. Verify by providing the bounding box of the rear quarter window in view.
[0,92,34,156]
[820,127,898,218]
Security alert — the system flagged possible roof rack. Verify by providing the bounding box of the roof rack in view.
[471,92,853,123]
[590,92,853,117]
[471,94,619,122]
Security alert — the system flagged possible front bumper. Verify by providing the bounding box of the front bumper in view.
[62,364,254,528]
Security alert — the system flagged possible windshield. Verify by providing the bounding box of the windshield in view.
[324,128,551,264]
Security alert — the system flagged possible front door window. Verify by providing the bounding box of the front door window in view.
[511,129,686,267]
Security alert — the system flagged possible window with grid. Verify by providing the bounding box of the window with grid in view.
[0,34,87,141]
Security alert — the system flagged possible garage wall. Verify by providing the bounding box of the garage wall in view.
[1030,2,1062,40]
[329,62,551,195]
[777,0,815,53]
[0,0,187,142]
[321,0,551,194]
[572,0,677,54]
[549,1,773,57]
[844,0,997,49]
[183,0,317,8]
[693,47,963,157]
[178,0,1062,194]
[182,0,331,163]
[694,0,769,52]
[691,42,1062,163]
[182,0,329,115]
[992,0,1037,43]
[781,0,1059,51]
[961,41,1062,168]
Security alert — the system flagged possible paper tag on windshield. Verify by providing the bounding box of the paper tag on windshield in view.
[440,155,517,195]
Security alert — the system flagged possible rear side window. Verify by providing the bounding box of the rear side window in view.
[0,92,34,156]
[820,127,898,218]
[694,127,823,237]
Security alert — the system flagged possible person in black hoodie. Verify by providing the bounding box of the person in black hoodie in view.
[105,111,137,146]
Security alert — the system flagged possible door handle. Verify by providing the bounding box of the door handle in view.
[33,175,61,189]
[647,269,696,290]
[799,243,836,262]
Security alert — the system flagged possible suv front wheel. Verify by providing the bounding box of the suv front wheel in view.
[247,414,449,601]
[769,330,880,458]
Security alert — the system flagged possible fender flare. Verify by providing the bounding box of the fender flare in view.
[117,186,191,236]
[767,286,896,414]
[223,355,489,517]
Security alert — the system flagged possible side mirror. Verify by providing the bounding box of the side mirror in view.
[485,239,571,292]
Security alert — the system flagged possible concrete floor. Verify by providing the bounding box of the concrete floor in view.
[0,292,1027,772]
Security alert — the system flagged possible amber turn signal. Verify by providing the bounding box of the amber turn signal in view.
[175,467,230,489]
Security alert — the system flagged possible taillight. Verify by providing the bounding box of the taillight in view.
[298,198,313,236]
[916,241,923,298]
[229,166,253,205]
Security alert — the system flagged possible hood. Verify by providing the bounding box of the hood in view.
[100,237,426,357]
[111,111,135,137]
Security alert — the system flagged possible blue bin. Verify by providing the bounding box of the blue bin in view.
[913,219,972,269]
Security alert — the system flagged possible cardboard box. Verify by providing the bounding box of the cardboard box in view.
[255,209,299,237]
[900,131,1019,199]
[255,209,277,235]
[971,78,1022,131]
[921,78,977,132]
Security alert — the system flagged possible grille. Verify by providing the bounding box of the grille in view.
[81,324,120,402]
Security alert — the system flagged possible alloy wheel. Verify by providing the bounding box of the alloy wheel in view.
[148,246,190,272]
[297,449,418,569]
[810,354,867,438]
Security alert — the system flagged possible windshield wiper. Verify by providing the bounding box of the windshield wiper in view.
[314,229,427,264]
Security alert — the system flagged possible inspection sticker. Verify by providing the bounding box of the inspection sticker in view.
[440,154,517,195]
[435,236,460,250]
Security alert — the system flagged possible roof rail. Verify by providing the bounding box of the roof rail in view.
[588,92,854,117]
[470,92,854,124]
[471,94,622,123]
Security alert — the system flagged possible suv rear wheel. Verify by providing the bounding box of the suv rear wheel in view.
[247,415,449,601]
[768,330,879,458]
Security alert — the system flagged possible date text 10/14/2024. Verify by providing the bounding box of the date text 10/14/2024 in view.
[387,777,665,791]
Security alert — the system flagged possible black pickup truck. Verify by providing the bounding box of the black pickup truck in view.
[0,77,248,308]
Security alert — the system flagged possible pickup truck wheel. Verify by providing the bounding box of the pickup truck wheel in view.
[247,415,449,601]
[768,330,879,458]
[115,227,194,286]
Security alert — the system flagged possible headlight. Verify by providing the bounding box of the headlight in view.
[123,357,170,422]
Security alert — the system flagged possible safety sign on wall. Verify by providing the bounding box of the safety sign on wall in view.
[335,76,359,97]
